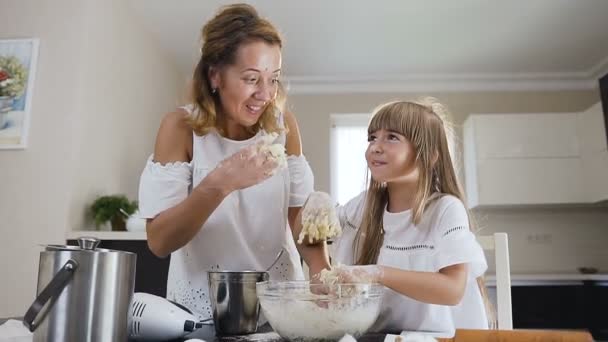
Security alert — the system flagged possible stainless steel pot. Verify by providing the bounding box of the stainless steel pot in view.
[23,237,136,342]
[207,271,269,335]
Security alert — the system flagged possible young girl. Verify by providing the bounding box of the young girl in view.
[297,99,491,335]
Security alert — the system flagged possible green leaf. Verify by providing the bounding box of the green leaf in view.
[89,195,138,227]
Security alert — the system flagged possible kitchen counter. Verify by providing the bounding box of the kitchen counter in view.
[0,320,397,342]
[166,324,389,342]
[66,230,146,240]
[485,272,608,286]
[0,318,21,326]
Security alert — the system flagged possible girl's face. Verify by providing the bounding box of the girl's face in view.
[365,129,420,184]
[210,41,281,130]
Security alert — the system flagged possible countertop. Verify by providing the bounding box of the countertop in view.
[169,324,390,342]
[0,320,388,342]
[66,230,146,240]
[0,318,21,326]
[484,272,608,286]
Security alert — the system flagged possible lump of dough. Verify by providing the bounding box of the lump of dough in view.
[257,132,287,169]
[297,192,341,244]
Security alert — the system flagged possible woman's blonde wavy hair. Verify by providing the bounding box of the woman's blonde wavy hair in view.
[187,3,286,136]
[353,98,496,328]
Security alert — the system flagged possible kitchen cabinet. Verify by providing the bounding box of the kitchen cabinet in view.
[577,102,608,202]
[463,113,585,208]
[66,238,170,297]
[465,114,580,159]
[464,103,608,208]
[485,274,608,341]
[511,282,607,340]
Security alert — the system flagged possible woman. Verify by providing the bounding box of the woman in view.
[138,4,314,320]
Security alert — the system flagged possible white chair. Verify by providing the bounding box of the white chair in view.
[478,232,512,330]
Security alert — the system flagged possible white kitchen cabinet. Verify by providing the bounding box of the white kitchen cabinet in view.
[577,102,607,154]
[470,113,580,159]
[580,152,608,202]
[577,102,608,202]
[464,113,585,208]
[470,158,586,206]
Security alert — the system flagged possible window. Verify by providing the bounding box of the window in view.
[330,114,371,205]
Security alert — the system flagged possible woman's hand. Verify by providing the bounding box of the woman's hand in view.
[205,144,278,194]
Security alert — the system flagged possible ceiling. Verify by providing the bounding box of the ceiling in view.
[127,0,608,93]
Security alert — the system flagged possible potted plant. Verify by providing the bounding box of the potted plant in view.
[90,195,138,231]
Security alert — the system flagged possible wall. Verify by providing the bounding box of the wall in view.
[475,206,608,273]
[288,90,608,274]
[0,0,182,317]
[65,0,184,230]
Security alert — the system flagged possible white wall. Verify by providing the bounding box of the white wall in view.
[475,206,608,273]
[288,90,608,274]
[0,0,182,317]
[65,0,184,230]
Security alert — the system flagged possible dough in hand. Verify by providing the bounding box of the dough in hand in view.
[298,192,341,244]
[257,132,287,169]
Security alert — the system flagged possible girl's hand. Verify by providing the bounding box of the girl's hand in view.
[333,265,384,284]
[298,192,341,244]
[209,144,278,193]
[309,269,331,308]
[309,266,331,293]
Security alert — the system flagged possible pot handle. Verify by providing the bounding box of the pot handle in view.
[22,259,79,332]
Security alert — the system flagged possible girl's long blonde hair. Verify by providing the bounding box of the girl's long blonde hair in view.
[187,3,286,136]
[353,98,496,328]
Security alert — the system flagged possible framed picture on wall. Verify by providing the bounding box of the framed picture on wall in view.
[0,38,39,149]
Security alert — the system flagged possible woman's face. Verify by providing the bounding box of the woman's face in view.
[211,41,281,130]
[365,129,420,184]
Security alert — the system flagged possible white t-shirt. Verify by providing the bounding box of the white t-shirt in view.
[137,107,313,320]
[331,192,488,334]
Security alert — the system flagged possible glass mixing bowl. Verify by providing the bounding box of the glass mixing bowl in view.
[256,281,383,341]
